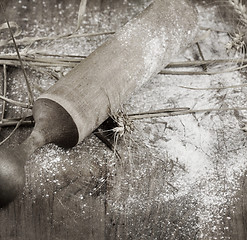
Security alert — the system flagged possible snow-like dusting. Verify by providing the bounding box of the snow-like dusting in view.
[112,3,247,238]
[1,1,247,239]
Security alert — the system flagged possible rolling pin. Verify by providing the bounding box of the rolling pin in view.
[0,0,198,207]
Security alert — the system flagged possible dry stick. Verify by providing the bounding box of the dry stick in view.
[2,106,245,126]
[2,31,115,47]
[159,70,216,75]
[0,2,34,105]
[1,54,247,69]
[196,42,207,71]
[0,54,84,62]
[0,54,85,68]
[76,0,87,32]
[0,118,24,146]
[25,55,85,63]
[1,56,246,74]
[166,58,247,68]
[34,52,86,58]
[228,0,247,26]
[0,59,76,68]
[0,95,31,108]
[199,26,229,33]
[129,107,190,116]
[0,119,34,127]
[160,63,247,75]
[30,67,61,81]
[179,83,247,90]
[128,107,247,120]
[1,65,7,121]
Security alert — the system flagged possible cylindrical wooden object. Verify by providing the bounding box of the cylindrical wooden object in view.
[37,0,198,144]
[0,0,198,207]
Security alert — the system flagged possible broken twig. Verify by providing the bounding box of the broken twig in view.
[0,2,34,105]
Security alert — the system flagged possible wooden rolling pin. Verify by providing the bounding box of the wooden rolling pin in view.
[0,0,198,207]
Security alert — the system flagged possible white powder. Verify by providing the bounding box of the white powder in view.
[108,4,247,238]
[1,1,247,239]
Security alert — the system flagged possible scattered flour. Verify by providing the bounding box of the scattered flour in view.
[1,1,247,239]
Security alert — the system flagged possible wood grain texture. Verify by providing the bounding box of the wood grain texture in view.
[39,0,198,143]
[0,0,247,240]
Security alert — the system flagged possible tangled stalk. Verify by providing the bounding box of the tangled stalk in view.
[228,0,247,25]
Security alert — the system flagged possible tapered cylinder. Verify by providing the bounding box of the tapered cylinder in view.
[38,0,198,144]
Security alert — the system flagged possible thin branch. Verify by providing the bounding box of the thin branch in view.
[159,70,215,75]
[34,52,86,58]
[196,42,207,71]
[160,63,247,75]
[0,2,34,105]
[1,31,115,47]
[166,58,247,68]
[0,118,24,146]
[128,107,190,117]
[1,65,7,121]
[199,26,229,33]
[76,0,87,32]
[2,54,247,71]
[0,54,84,68]
[128,107,247,120]
[0,95,32,109]
[179,84,247,90]
[0,119,34,127]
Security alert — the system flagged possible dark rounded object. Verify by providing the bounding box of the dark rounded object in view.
[33,98,79,148]
[0,148,25,208]
[0,98,79,207]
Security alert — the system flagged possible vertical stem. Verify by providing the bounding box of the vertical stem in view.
[1,64,7,121]
[0,118,24,146]
[0,2,34,106]
[196,42,207,71]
